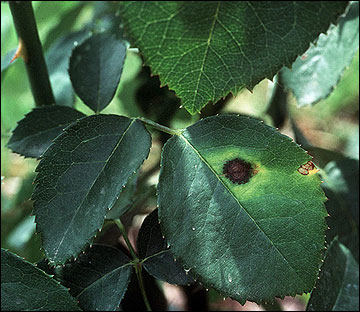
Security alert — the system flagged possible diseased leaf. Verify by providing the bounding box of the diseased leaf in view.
[282,1,359,106]
[7,105,86,158]
[158,114,327,303]
[307,239,359,311]
[69,33,127,113]
[38,244,132,311]
[118,1,348,114]
[137,209,195,286]
[1,249,80,311]
[32,115,151,264]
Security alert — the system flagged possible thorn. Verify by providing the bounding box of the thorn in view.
[10,38,28,63]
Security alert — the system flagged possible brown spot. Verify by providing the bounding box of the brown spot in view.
[297,161,316,175]
[223,158,253,184]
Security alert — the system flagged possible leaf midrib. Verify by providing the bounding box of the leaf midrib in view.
[53,119,136,261]
[191,1,220,110]
[179,133,308,286]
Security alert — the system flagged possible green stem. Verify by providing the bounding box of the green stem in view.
[114,219,137,260]
[137,117,182,136]
[9,1,55,107]
[135,264,152,311]
[114,219,152,311]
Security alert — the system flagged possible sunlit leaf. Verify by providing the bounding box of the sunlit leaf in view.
[158,114,327,303]
[282,1,359,106]
[118,1,347,114]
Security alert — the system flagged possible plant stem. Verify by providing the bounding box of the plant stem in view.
[137,117,182,136]
[114,219,152,311]
[9,1,55,107]
[134,264,152,311]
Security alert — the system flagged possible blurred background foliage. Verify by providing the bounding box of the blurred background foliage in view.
[1,2,358,310]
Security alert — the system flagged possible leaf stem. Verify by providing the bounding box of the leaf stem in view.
[134,263,152,311]
[137,117,182,136]
[114,219,152,311]
[114,219,138,260]
[9,1,55,107]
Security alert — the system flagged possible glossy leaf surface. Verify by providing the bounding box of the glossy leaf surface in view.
[1,249,80,311]
[7,105,86,158]
[69,33,127,113]
[158,115,327,303]
[118,1,347,114]
[32,115,151,264]
[282,1,359,106]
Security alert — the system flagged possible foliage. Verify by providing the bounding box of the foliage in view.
[1,1,358,311]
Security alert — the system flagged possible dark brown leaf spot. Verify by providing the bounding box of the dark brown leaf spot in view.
[223,158,253,184]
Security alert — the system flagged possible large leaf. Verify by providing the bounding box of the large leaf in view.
[118,1,347,114]
[7,105,86,158]
[306,239,359,311]
[282,1,359,107]
[105,172,139,220]
[158,115,327,303]
[38,244,132,311]
[137,209,195,286]
[32,115,151,264]
[69,33,127,113]
[1,249,80,311]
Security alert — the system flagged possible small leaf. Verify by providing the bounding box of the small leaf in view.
[1,249,80,311]
[7,105,86,158]
[46,30,91,107]
[69,33,127,113]
[118,2,347,114]
[137,209,195,285]
[158,115,327,303]
[306,238,359,311]
[1,48,17,72]
[32,115,151,264]
[39,244,132,311]
[282,1,359,106]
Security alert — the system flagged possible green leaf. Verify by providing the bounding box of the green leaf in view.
[306,238,359,311]
[1,48,17,72]
[137,209,195,286]
[282,1,359,107]
[46,30,91,107]
[158,115,327,303]
[69,33,127,113]
[39,244,132,311]
[1,249,80,311]
[42,2,89,51]
[106,172,139,220]
[7,105,86,158]
[32,115,151,264]
[118,1,348,114]
[321,157,359,261]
